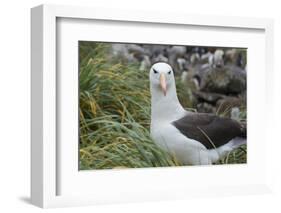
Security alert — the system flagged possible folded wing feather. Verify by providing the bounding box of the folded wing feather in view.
[172,113,246,149]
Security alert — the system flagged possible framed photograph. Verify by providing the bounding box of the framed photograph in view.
[31,4,274,208]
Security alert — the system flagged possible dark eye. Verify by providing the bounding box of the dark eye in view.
[168,71,172,75]
[153,68,158,74]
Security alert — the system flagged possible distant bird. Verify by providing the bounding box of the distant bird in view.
[168,46,187,73]
[225,49,247,69]
[208,49,224,68]
[139,55,151,71]
[150,62,246,165]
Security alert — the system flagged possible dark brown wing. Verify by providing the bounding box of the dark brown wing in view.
[172,113,246,149]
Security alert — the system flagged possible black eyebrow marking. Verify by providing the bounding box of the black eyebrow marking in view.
[153,68,158,74]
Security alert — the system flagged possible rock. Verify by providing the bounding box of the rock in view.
[216,96,246,115]
[193,91,226,104]
[196,102,216,113]
[192,92,245,116]
[199,65,246,95]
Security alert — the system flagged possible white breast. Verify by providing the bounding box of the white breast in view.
[151,118,209,165]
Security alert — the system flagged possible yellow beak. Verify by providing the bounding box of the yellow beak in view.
[160,73,167,96]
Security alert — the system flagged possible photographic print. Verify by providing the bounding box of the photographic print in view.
[79,41,247,170]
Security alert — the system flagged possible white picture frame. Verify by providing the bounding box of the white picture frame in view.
[31,4,274,208]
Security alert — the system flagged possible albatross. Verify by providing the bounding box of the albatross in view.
[150,62,246,165]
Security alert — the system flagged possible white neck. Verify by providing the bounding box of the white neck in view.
[150,83,185,122]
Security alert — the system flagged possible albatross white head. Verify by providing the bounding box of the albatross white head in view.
[149,62,185,121]
[149,62,175,97]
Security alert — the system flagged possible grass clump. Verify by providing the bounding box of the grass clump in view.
[79,42,181,170]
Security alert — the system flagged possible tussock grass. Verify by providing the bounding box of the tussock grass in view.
[79,42,181,170]
[79,41,246,170]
